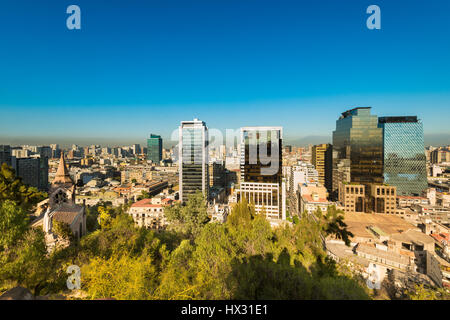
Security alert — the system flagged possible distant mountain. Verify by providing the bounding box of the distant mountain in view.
[424,133,450,147]
[283,135,331,147]
[284,133,450,148]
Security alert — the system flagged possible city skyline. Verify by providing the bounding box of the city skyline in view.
[1,0,450,146]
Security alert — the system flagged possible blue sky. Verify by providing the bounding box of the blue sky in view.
[0,0,449,147]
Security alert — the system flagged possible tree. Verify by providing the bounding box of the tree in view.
[317,206,354,246]
[53,220,74,241]
[407,284,450,300]
[137,190,150,201]
[97,206,114,230]
[82,251,159,300]
[0,200,29,251]
[164,191,209,238]
[0,163,47,210]
[0,229,50,295]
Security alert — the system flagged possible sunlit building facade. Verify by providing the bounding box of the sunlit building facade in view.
[312,143,332,193]
[332,107,383,201]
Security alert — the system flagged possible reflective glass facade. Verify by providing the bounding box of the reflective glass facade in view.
[241,128,282,184]
[147,134,162,163]
[378,117,427,196]
[239,127,283,219]
[179,120,208,202]
[332,107,383,199]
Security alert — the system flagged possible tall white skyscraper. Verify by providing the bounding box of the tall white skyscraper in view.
[179,119,209,202]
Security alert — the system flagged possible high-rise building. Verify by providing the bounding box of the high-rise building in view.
[179,119,209,202]
[131,144,141,156]
[378,116,428,196]
[147,134,163,164]
[0,145,12,167]
[312,143,332,193]
[332,107,383,200]
[237,127,285,220]
[12,157,49,191]
[430,148,450,164]
[50,144,61,159]
[40,146,52,159]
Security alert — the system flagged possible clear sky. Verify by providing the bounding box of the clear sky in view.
[0,0,449,147]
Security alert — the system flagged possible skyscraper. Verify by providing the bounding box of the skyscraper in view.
[312,143,332,194]
[0,145,12,167]
[237,127,285,220]
[12,157,49,191]
[332,107,383,200]
[147,134,162,164]
[378,116,428,196]
[179,119,209,202]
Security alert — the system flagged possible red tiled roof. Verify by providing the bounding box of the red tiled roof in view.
[131,199,165,208]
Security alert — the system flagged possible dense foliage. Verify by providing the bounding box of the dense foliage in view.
[0,168,447,300]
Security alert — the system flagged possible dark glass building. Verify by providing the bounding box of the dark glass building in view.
[332,107,383,199]
[378,116,428,196]
[147,134,162,164]
[237,127,285,219]
[240,127,282,184]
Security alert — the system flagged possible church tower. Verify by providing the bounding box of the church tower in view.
[49,152,76,208]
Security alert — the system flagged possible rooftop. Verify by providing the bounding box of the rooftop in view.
[52,204,83,225]
[344,212,415,239]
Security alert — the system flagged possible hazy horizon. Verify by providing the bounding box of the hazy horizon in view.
[1,132,449,149]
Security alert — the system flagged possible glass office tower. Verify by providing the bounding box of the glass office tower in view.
[378,116,427,196]
[332,107,383,199]
[147,134,162,164]
[179,119,209,202]
[240,127,282,184]
[238,127,285,220]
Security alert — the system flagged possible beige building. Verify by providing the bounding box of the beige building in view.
[430,149,450,164]
[370,185,397,214]
[128,197,173,229]
[311,143,332,192]
[339,183,365,213]
[338,182,397,214]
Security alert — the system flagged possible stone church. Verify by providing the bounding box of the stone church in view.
[32,153,86,249]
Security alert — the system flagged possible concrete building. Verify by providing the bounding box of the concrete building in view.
[12,157,49,191]
[128,197,173,229]
[431,148,450,164]
[0,145,12,167]
[299,185,334,215]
